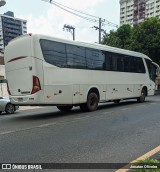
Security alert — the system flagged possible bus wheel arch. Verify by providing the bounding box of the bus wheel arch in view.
[88,87,100,101]
[143,86,148,96]
[137,86,147,103]
[80,87,99,112]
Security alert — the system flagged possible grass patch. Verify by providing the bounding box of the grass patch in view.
[132,159,160,172]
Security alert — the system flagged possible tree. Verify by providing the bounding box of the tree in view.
[102,18,160,65]
[102,24,132,50]
[131,18,160,64]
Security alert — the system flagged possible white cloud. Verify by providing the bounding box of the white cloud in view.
[26,0,109,43]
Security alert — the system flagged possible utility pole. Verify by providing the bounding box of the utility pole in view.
[99,18,102,44]
[63,24,75,40]
[92,18,105,44]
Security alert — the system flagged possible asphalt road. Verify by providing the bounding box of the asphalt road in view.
[0,96,160,171]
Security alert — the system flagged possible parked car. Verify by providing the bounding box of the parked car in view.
[0,97,19,114]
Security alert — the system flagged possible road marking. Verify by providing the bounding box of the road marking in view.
[102,111,114,115]
[135,105,146,108]
[120,108,132,111]
[0,110,115,136]
[149,103,157,105]
[75,116,91,120]
[116,145,160,172]
[0,114,99,136]
[0,122,57,136]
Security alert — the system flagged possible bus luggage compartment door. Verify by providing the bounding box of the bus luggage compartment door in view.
[72,85,80,104]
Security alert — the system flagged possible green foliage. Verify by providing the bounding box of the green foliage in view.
[102,17,160,65]
[102,24,132,50]
[133,159,160,172]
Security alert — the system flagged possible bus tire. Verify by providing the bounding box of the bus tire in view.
[57,105,73,112]
[84,92,99,112]
[5,103,15,114]
[137,88,146,103]
[113,99,120,104]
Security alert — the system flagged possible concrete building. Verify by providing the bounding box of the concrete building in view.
[120,0,160,26]
[0,53,5,80]
[0,63,7,97]
[0,11,27,53]
[0,65,5,80]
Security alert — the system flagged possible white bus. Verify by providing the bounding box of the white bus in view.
[4,34,159,112]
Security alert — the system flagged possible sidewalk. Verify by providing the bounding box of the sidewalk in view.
[19,106,43,111]
[155,90,160,95]
[150,151,160,161]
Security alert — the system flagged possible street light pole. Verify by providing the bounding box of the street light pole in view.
[63,24,75,40]
[99,18,102,44]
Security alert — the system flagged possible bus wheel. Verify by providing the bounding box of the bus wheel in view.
[57,106,73,112]
[5,103,15,114]
[137,89,146,103]
[113,99,120,104]
[85,92,99,112]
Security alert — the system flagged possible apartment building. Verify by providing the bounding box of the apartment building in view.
[120,0,160,26]
[0,53,4,81]
[0,11,27,53]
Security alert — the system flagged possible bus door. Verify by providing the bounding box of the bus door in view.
[145,60,159,95]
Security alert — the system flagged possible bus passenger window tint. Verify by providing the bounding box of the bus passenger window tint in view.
[40,39,146,74]
[40,40,67,67]
[136,58,146,73]
[123,56,131,72]
[86,49,105,70]
[66,44,86,69]
[145,59,156,81]
[117,56,124,72]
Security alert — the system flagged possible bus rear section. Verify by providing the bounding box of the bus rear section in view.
[4,34,44,105]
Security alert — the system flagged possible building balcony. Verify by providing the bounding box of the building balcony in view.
[139,6,145,10]
[3,24,21,30]
[2,18,21,26]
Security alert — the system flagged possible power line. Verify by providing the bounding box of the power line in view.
[53,2,98,22]
[53,1,100,19]
[52,1,118,27]
[42,0,118,27]
[42,0,99,23]
[42,0,118,43]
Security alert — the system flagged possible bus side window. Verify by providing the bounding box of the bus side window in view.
[136,58,146,73]
[150,63,157,81]
[105,52,112,71]
[66,44,86,69]
[86,49,105,70]
[145,59,157,81]
[117,55,124,72]
[123,56,130,72]
[40,39,67,67]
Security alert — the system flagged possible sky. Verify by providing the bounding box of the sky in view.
[0,0,120,43]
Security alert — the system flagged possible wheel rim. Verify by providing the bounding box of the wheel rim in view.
[90,97,96,106]
[6,104,14,113]
[88,95,97,109]
[141,91,145,102]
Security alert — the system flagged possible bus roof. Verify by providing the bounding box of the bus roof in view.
[8,33,151,61]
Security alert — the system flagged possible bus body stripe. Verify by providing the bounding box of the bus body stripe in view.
[7,56,27,63]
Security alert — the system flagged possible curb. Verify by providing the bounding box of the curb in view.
[19,106,43,111]
[155,90,160,95]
